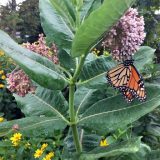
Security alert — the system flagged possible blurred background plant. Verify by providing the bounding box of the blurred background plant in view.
[134,0,160,63]
[0,0,43,43]
[0,50,23,120]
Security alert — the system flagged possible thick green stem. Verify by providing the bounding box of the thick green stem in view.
[72,124,82,153]
[69,84,76,122]
[69,84,82,153]
[73,55,86,81]
[68,55,86,154]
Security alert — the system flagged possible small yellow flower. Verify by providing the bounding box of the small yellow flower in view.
[0,50,4,56]
[34,149,43,158]
[42,152,55,160]
[0,117,4,122]
[100,139,109,147]
[10,133,22,146]
[0,156,4,160]
[0,84,4,88]
[92,48,100,55]
[10,133,22,142]
[41,143,48,151]
[0,70,4,74]
[1,75,6,80]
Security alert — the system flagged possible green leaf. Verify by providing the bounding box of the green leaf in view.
[39,0,74,50]
[58,49,76,71]
[113,143,151,160]
[75,87,108,115]
[78,56,116,88]
[14,86,69,123]
[0,30,68,90]
[49,0,76,30]
[134,46,155,70]
[66,133,101,152]
[78,84,160,134]
[80,0,95,21]
[0,117,66,137]
[71,0,135,57]
[80,137,141,159]
[146,149,160,160]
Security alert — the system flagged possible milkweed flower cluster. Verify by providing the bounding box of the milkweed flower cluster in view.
[10,132,22,146]
[22,34,59,64]
[7,70,36,97]
[7,34,59,97]
[102,8,146,61]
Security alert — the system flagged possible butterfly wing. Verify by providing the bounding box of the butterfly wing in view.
[126,65,146,101]
[107,64,130,90]
[107,61,146,102]
[122,89,134,102]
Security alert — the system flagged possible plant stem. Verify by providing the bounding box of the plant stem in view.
[73,55,86,81]
[68,55,86,154]
[69,83,82,153]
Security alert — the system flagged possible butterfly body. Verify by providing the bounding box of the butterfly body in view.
[107,60,146,102]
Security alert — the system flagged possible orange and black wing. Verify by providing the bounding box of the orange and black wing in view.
[107,60,146,102]
[126,65,146,101]
[106,64,130,90]
[122,89,134,103]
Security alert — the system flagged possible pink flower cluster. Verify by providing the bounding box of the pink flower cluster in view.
[102,8,146,61]
[7,34,59,97]
[7,70,36,97]
[22,34,59,64]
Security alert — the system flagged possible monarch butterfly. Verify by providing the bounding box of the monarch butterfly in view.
[106,60,146,102]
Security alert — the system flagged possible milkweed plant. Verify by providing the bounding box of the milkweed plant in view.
[0,0,160,159]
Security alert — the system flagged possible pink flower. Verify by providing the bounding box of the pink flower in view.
[7,70,36,97]
[22,34,59,64]
[102,8,146,61]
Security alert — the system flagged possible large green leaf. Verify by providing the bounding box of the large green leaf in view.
[80,137,141,160]
[78,46,155,89]
[109,143,151,160]
[75,87,110,116]
[146,149,160,160]
[78,84,160,134]
[14,86,69,123]
[50,0,76,26]
[39,0,74,50]
[80,0,95,21]
[58,49,76,71]
[78,56,116,88]
[134,46,155,71]
[71,0,135,57]
[0,117,66,137]
[0,30,68,90]
[64,132,101,153]
[0,87,68,138]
